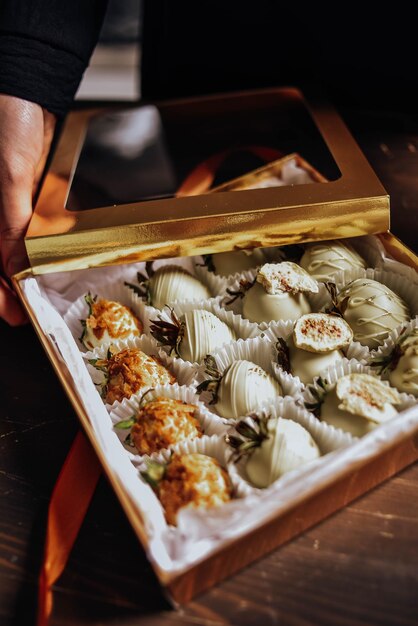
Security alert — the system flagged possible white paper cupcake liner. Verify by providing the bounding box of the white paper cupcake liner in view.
[198,336,302,419]
[264,318,369,363]
[306,280,339,313]
[210,301,261,340]
[23,234,418,572]
[123,434,244,533]
[380,257,418,282]
[261,320,305,397]
[140,431,224,464]
[193,258,232,296]
[353,235,418,281]
[225,395,353,496]
[109,382,228,459]
[372,266,418,312]
[348,234,389,268]
[302,359,417,437]
[369,317,418,361]
[219,268,258,314]
[63,279,150,352]
[84,334,200,410]
[366,317,418,395]
[192,248,271,295]
[144,299,261,366]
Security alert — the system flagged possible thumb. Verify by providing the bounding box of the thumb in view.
[0,162,33,278]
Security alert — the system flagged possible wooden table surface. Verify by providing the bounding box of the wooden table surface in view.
[1,109,418,626]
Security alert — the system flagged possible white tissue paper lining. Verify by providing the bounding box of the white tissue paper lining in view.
[193,251,265,295]
[366,317,418,394]
[369,316,418,361]
[348,234,389,268]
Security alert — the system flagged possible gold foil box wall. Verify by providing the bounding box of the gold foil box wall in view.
[25,88,389,274]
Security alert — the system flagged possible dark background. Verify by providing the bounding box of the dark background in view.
[72,0,418,211]
[2,4,418,625]
[142,1,418,117]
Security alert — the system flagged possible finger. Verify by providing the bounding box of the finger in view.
[0,160,33,278]
[0,275,27,326]
[34,110,57,191]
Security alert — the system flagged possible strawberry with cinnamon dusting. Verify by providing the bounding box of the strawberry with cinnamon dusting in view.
[131,397,203,455]
[104,348,175,404]
[81,294,143,350]
[142,453,232,526]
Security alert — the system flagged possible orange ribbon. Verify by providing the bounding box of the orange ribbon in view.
[37,432,101,626]
[176,145,282,196]
[36,144,281,625]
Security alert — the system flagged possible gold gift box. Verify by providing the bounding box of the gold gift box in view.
[23,87,390,273]
[12,88,418,603]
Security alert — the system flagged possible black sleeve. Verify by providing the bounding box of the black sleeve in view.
[0,1,108,117]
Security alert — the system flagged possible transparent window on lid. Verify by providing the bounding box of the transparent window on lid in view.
[66,91,341,211]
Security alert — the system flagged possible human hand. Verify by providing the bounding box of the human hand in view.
[0,95,56,325]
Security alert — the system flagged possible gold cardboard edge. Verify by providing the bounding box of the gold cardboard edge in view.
[25,193,389,274]
[378,231,418,268]
[25,88,390,273]
[11,274,173,588]
[167,435,418,602]
[211,153,328,192]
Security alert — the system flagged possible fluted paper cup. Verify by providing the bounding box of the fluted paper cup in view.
[349,235,389,268]
[366,317,418,396]
[225,395,353,496]
[136,434,248,522]
[193,249,267,295]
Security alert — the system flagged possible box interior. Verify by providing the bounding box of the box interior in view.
[17,233,418,585]
[67,94,340,210]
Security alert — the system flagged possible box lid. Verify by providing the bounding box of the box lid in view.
[26,87,389,274]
